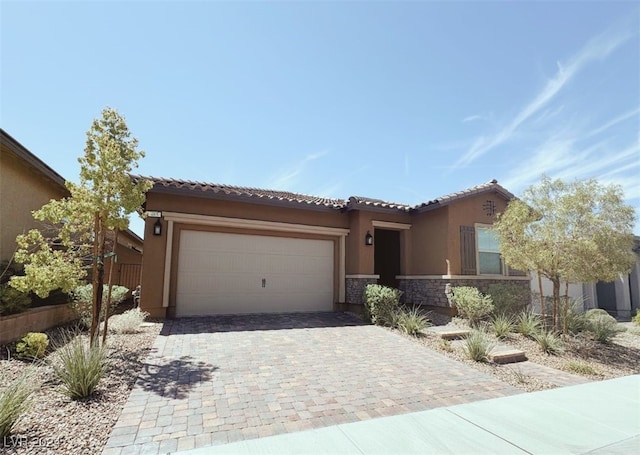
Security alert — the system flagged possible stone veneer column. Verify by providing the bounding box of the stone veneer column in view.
[345,275,379,305]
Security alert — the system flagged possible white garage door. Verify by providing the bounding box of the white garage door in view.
[176,230,334,316]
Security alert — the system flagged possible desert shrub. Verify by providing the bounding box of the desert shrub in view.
[487,283,530,316]
[0,368,36,438]
[363,284,402,326]
[0,283,32,316]
[395,307,431,336]
[463,330,495,362]
[449,286,494,326]
[15,332,49,359]
[631,310,640,327]
[560,300,588,334]
[516,312,542,338]
[109,307,149,334]
[70,284,129,329]
[584,309,622,343]
[491,314,514,339]
[565,361,600,376]
[533,330,563,355]
[52,333,108,399]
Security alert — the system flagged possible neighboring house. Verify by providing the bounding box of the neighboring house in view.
[0,129,143,292]
[531,237,640,320]
[139,177,530,318]
[1,129,69,263]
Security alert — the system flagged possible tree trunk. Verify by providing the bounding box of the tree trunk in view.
[90,214,106,346]
[538,272,545,327]
[552,278,560,332]
[102,229,118,345]
[562,281,569,335]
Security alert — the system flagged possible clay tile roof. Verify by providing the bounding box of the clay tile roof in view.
[414,179,514,211]
[347,196,412,212]
[137,175,347,209]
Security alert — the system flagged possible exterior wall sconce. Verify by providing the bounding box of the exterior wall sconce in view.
[153,219,162,236]
[365,231,373,246]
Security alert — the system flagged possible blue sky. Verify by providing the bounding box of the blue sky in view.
[2,1,639,237]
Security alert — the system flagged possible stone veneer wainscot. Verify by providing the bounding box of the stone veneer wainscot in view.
[399,276,531,308]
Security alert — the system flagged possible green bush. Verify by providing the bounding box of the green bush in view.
[70,284,129,329]
[0,368,36,438]
[109,308,149,334]
[450,286,494,326]
[52,334,108,399]
[15,332,49,359]
[491,314,514,339]
[632,310,640,326]
[533,331,563,355]
[487,283,530,316]
[395,307,431,336]
[516,312,542,338]
[463,330,495,362]
[560,300,588,334]
[0,283,31,316]
[363,284,402,326]
[584,309,622,343]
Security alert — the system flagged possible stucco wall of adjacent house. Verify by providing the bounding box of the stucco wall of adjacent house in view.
[446,192,509,275]
[0,148,68,262]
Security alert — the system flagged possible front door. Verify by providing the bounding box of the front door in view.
[374,229,401,289]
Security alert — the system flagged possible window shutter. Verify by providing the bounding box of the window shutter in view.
[460,226,477,275]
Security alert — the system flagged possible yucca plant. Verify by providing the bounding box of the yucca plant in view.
[52,334,108,399]
[491,314,514,339]
[396,307,432,336]
[516,312,542,338]
[0,368,36,438]
[463,330,495,362]
[534,330,563,355]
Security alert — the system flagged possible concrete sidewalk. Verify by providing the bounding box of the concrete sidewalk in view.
[178,375,640,454]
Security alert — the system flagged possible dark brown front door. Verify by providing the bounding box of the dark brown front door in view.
[374,229,401,289]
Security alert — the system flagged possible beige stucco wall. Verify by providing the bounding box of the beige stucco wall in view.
[409,207,449,275]
[0,148,68,262]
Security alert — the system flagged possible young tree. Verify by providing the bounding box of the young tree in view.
[11,108,152,344]
[494,177,635,332]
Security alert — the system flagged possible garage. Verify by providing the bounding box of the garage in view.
[175,230,334,316]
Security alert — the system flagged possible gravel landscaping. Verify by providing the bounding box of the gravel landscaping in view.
[0,319,161,455]
[2,311,639,454]
[397,312,640,392]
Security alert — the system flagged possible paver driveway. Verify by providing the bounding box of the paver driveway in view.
[103,312,521,454]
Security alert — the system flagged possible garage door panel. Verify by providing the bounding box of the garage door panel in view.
[176,231,334,316]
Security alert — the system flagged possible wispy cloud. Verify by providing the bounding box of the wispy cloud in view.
[453,22,634,169]
[501,136,640,200]
[586,107,640,138]
[268,150,329,190]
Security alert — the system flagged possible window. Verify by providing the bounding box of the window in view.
[477,226,502,275]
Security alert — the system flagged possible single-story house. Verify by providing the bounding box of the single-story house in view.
[0,129,144,291]
[138,177,531,318]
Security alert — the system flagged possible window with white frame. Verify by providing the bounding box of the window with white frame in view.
[477,226,502,275]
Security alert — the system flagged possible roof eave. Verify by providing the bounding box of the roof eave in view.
[1,129,69,195]
[148,184,344,212]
